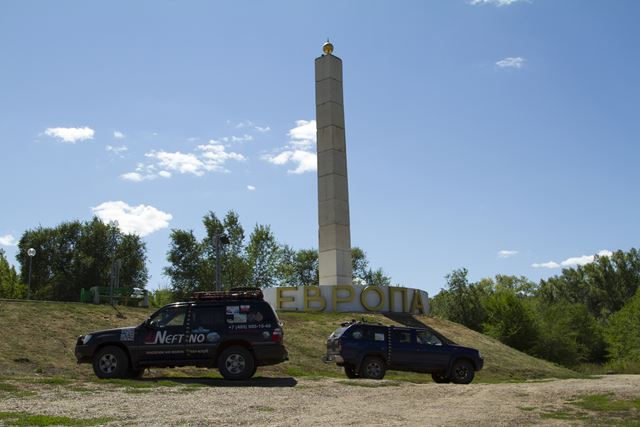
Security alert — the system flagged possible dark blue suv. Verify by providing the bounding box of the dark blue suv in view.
[325,321,483,384]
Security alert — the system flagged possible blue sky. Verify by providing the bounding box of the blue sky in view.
[1,0,638,295]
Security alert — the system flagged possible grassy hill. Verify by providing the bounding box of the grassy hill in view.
[0,300,575,382]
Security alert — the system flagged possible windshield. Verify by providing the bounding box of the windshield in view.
[329,327,348,339]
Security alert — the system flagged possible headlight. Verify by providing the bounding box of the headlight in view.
[81,335,93,345]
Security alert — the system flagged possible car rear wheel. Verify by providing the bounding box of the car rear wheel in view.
[344,365,358,379]
[451,360,475,384]
[359,356,386,380]
[92,346,129,379]
[431,372,450,383]
[218,346,255,380]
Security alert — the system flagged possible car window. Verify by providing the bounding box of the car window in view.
[416,330,443,346]
[150,306,186,328]
[330,327,348,339]
[191,306,225,330]
[392,330,413,344]
[351,328,364,340]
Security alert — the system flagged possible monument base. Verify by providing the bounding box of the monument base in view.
[263,285,429,314]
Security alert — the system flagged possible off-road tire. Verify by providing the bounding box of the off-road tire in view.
[359,356,386,380]
[344,365,358,379]
[450,359,475,384]
[92,346,130,379]
[218,346,255,380]
[431,372,451,383]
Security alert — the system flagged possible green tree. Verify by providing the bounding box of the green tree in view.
[430,269,487,331]
[0,249,26,298]
[605,288,640,363]
[246,224,280,288]
[482,290,539,353]
[164,229,207,298]
[278,246,318,286]
[538,249,640,318]
[17,218,148,301]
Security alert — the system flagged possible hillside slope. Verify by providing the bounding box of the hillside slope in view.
[0,300,574,381]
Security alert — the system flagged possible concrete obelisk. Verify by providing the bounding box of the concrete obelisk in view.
[316,41,352,286]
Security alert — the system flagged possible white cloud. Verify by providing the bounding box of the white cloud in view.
[496,57,525,69]
[197,141,246,172]
[146,151,205,176]
[561,250,613,267]
[44,127,95,143]
[106,145,128,157]
[233,120,270,133]
[498,250,518,258]
[123,142,245,182]
[264,120,317,174]
[113,130,125,139]
[0,234,16,246]
[92,201,172,237]
[470,0,527,6]
[532,261,561,269]
[532,249,613,269]
[247,185,256,191]
[288,120,317,149]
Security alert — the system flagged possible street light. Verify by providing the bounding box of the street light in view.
[27,248,36,300]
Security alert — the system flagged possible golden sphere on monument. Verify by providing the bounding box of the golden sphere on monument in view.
[322,40,334,55]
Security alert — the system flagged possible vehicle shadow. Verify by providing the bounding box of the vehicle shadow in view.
[136,376,298,388]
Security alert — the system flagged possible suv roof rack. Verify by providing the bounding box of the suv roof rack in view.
[192,287,264,301]
[340,318,384,327]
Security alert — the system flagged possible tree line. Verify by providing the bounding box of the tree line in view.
[430,248,640,371]
[0,211,392,301]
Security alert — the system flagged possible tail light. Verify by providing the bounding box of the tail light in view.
[272,327,283,343]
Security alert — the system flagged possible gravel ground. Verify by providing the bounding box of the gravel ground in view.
[1,375,640,426]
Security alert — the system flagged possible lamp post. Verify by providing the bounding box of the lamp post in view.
[27,248,36,300]
[214,235,230,291]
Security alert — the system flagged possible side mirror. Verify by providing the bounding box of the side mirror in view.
[143,319,154,329]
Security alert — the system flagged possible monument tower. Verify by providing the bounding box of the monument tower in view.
[316,41,353,286]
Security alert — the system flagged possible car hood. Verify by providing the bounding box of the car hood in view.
[86,326,137,337]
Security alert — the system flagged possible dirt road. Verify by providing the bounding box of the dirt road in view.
[1,375,639,426]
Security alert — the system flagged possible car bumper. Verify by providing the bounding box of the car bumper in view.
[74,344,94,363]
[254,344,288,366]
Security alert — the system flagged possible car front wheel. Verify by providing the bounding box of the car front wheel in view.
[218,346,255,380]
[344,365,358,379]
[92,346,129,379]
[450,360,475,384]
[359,356,386,380]
[431,372,450,383]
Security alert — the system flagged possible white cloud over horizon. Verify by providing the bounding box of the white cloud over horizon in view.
[44,127,95,143]
[247,185,256,191]
[498,250,518,258]
[532,249,613,269]
[92,201,172,237]
[264,120,317,174]
[0,234,16,246]
[113,130,125,139]
[496,57,525,69]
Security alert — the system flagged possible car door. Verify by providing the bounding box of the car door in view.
[137,304,188,363]
[185,305,226,361]
[415,329,450,371]
[390,328,417,370]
